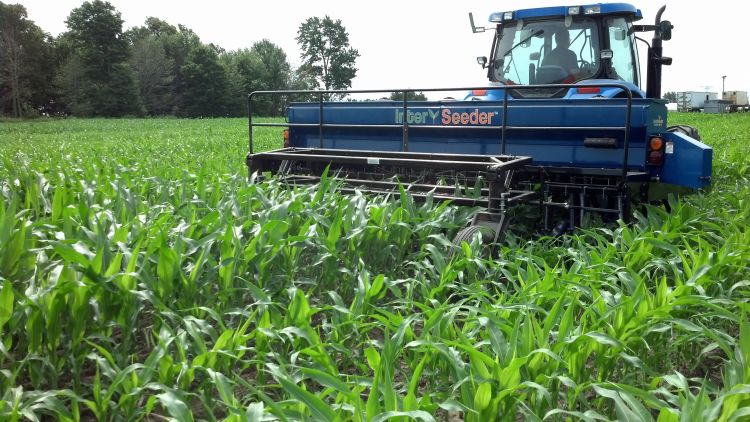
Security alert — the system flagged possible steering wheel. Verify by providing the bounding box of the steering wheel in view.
[577,59,595,76]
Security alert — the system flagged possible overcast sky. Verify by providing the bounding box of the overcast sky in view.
[16,0,750,100]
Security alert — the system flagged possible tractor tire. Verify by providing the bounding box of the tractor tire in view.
[667,125,702,141]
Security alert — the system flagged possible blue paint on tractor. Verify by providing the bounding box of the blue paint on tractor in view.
[659,131,712,188]
[279,2,712,192]
[286,95,711,189]
[491,3,642,23]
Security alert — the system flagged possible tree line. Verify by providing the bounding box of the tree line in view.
[0,0,360,117]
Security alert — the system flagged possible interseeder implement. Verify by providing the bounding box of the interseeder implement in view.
[246,3,712,246]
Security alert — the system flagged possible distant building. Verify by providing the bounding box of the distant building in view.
[722,91,749,112]
[676,91,717,111]
[704,99,732,114]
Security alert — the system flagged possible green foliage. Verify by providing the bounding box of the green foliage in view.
[129,34,174,115]
[221,39,293,116]
[180,45,231,117]
[0,113,748,420]
[0,2,57,117]
[296,15,360,93]
[390,91,429,101]
[123,16,178,45]
[65,0,129,74]
[63,0,141,116]
[124,19,219,117]
[2,3,306,118]
[252,39,292,92]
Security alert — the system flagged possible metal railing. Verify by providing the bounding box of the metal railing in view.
[247,83,634,183]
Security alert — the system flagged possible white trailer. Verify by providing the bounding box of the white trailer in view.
[676,91,717,111]
[722,91,749,112]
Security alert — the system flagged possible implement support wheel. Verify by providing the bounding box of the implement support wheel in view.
[453,222,496,245]
[450,218,510,257]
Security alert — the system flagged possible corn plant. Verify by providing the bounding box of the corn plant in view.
[0,114,748,420]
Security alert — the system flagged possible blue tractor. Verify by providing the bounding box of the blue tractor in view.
[246,3,712,246]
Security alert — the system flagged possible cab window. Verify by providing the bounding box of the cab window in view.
[607,17,638,85]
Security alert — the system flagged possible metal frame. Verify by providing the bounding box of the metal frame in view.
[246,83,637,239]
[247,83,633,183]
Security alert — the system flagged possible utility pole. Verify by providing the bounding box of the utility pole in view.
[722,75,726,97]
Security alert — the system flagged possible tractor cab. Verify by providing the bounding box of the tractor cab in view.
[474,3,672,99]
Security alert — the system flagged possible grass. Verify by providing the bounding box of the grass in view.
[0,113,748,421]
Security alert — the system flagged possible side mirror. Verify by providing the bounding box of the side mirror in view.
[660,20,673,40]
[529,52,540,61]
[477,56,488,68]
[469,13,486,33]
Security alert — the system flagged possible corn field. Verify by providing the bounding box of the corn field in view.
[0,115,749,421]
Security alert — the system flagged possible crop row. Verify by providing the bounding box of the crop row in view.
[0,115,748,420]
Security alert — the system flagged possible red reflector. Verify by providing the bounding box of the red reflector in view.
[283,129,290,148]
[647,150,664,165]
[577,87,601,94]
[472,89,488,96]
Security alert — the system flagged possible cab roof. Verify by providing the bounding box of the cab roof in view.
[489,3,642,23]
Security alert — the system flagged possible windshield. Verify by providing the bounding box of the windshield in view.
[491,18,600,85]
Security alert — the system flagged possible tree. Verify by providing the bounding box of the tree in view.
[0,2,27,117]
[160,24,202,114]
[58,52,89,115]
[64,0,140,116]
[663,91,677,103]
[220,49,261,116]
[296,15,359,95]
[252,39,291,92]
[0,2,56,117]
[389,91,428,101]
[125,19,202,115]
[221,39,293,116]
[180,44,230,117]
[288,66,319,103]
[130,35,173,115]
[123,16,177,45]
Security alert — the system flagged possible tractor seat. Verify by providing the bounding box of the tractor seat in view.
[536,65,569,84]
